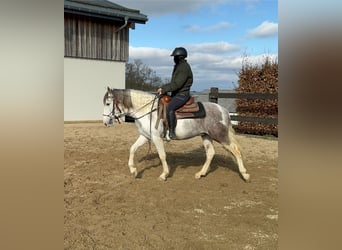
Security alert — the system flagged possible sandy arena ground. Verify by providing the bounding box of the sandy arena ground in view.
[64,122,278,249]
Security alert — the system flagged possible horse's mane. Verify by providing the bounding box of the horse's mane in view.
[109,89,157,111]
[127,89,157,110]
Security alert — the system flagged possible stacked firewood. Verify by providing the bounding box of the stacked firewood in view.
[235,57,278,136]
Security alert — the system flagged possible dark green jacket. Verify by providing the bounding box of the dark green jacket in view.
[161,60,193,96]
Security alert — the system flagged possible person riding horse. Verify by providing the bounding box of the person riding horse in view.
[157,47,193,140]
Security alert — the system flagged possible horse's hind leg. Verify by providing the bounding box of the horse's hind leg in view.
[129,135,148,177]
[195,134,215,179]
[222,141,250,181]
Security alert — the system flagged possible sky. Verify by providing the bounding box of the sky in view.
[112,0,278,91]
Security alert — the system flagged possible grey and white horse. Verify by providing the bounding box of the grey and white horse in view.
[103,87,250,181]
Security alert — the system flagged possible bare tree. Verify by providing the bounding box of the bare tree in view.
[125,59,165,91]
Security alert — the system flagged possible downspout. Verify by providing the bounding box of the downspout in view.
[115,16,129,32]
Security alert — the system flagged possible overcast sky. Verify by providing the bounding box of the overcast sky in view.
[112,0,278,91]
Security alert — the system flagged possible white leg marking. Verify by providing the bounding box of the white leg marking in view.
[224,142,250,181]
[195,135,215,179]
[128,135,148,178]
[152,135,169,181]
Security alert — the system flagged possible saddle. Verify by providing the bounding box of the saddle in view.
[155,95,206,130]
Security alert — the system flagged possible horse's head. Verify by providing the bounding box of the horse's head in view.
[102,87,124,126]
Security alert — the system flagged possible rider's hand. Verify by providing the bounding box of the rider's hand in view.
[157,88,163,95]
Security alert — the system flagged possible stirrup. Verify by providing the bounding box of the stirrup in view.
[164,134,171,141]
[163,130,171,141]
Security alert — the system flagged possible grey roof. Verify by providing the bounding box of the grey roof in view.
[64,0,148,24]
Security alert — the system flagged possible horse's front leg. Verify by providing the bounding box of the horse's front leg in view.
[152,135,169,181]
[128,135,148,178]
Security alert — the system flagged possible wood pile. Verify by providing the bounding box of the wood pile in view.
[235,57,278,136]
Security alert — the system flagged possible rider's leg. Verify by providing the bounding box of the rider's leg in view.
[166,95,189,140]
[167,110,176,139]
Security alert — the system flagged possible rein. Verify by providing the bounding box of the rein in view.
[103,92,160,155]
[115,94,158,152]
[130,108,157,120]
[103,94,158,122]
[118,95,158,120]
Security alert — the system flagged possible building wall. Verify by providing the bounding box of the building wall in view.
[64,57,125,121]
[64,14,129,61]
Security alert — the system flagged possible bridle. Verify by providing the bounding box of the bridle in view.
[102,103,122,124]
[102,93,123,124]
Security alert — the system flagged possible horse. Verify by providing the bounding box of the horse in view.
[102,87,250,182]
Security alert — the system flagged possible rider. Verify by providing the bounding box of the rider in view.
[157,47,193,139]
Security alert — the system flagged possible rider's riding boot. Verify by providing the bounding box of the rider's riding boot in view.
[168,111,176,139]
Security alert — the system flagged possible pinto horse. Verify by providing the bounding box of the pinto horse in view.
[103,88,250,181]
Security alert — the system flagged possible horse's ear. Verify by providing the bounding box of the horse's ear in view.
[107,86,111,92]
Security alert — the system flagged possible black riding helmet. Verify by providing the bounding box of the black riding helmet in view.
[170,47,187,58]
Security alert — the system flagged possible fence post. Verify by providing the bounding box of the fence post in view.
[209,87,218,103]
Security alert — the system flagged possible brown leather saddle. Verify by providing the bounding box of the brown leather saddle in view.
[155,95,206,130]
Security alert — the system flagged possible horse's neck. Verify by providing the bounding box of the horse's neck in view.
[126,90,156,116]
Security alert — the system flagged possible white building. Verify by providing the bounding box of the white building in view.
[64,0,148,121]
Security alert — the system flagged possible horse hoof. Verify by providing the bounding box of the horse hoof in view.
[195,173,204,179]
[130,168,138,178]
[158,174,168,181]
[242,173,250,182]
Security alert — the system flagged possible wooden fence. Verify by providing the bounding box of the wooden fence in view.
[209,87,278,125]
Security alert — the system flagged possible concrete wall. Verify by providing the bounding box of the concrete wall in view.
[194,92,237,113]
[64,58,125,121]
[194,92,238,125]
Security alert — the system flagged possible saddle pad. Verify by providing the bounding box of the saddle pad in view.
[176,102,206,119]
